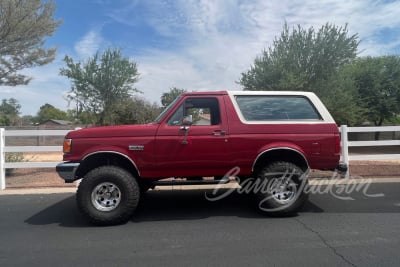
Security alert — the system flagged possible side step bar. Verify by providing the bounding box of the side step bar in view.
[153,177,231,186]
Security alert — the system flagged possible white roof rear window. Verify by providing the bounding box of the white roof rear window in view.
[235,95,322,121]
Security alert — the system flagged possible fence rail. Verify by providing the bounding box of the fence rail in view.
[0,129,70,190]
[1,126,400,190]
[340,125,400,164]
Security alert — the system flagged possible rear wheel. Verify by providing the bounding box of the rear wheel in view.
[77,166,140,225]
[254,161,309,216]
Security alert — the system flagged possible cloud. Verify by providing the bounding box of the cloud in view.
[0,55,71,115]
[237,0,400,55]
[128,0,400,104]
[3,0,400,115]
[74,30,104,59]
[135,35,259,104]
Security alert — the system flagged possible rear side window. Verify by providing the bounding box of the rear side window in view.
[235,95,321,121]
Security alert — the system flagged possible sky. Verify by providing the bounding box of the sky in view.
[1,0,400,116]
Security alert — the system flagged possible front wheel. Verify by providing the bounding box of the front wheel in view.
[77,166,140,225]
[254,161,309,216]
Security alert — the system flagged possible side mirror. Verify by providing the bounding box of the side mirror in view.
[180,115,192,145]
[182,115,193,126]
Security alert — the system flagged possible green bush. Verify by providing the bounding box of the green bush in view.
[5,152,25,175]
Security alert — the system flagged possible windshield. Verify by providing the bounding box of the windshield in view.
[153,96,181,123]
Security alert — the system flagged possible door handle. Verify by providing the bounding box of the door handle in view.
[180,126,190,144]
[212,130,226,136]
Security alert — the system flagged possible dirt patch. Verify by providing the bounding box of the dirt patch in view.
[349,160,400,177]
[6,168,77,188]
[5,152,76,188]
[23,152,63,162]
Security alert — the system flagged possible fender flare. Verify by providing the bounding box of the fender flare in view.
[251,147,309,172]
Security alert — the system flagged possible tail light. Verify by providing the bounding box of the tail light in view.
[334,133,341,154]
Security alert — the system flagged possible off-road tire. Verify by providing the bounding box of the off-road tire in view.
[77,166,140,225]
[254,161,309,216]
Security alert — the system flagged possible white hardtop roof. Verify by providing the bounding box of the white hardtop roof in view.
[226,91,317,97]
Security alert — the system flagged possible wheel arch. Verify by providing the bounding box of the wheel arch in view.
[75,151,140,179]
[252,147,309,173]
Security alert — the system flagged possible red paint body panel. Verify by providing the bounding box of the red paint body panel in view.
[62,91,341,179]
[154,95,230,177]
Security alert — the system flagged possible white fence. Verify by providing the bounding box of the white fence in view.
[340,125,400,163]
[0,129,70,190]
[1,126,400,190]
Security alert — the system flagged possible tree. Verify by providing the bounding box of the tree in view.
[112,96,161,125]
[35,103,68,123]
[161,87,187,107]
[312,68,365,126]
[0,98,21,126]
[60,48,140,125]
[66,109,93,125]
[239,22,361,125]
[20,115,34,126]
[240,22,359,91]
[0,0,61,86]
[350,56,400,126]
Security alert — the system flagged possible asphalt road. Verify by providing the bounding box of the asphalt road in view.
[1,182,400,267]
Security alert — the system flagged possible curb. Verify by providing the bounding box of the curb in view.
[1,177,400,195]
[0,187,77,195]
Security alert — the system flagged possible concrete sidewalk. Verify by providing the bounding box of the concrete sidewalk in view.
[1,177,400,195]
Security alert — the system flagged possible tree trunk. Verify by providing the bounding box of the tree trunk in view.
[374,118,384,140]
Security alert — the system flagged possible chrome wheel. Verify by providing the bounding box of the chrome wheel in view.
[255,161,309,215]
[270,178,297,204]
[91,182,122,211]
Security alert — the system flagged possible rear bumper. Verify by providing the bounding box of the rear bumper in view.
[56,162,80,183]
[336,162,348,174]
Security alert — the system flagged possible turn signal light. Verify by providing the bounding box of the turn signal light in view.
[63,139,72,154]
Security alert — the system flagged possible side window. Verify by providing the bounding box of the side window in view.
[235,95,321,121]
[167,98,221,126]
[167,104,184,126]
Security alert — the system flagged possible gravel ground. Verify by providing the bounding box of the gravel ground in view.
[4,160,400,188]
[349,160,400,177]
[5,168,77,188]
[5,152,76,188]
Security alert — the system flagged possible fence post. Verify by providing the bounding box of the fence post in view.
[340,125,349,178]
[0,128,5,190]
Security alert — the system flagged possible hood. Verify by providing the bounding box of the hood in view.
[66,123,159,139]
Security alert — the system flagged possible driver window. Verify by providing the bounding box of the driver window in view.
[167,104,184,126]
[167,98,220,126]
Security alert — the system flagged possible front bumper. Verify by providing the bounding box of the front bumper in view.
[56,162,80,183]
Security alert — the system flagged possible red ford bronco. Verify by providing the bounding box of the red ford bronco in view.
[57,91,346,225]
